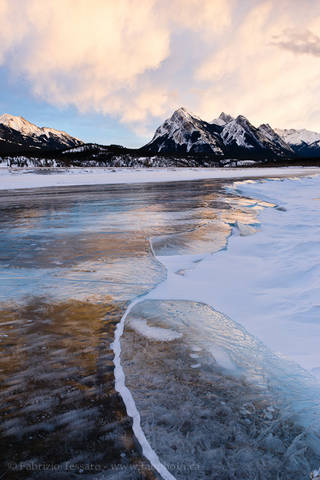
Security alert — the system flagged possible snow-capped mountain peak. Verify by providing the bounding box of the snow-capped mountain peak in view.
[0,113,43,137]
[172,106,191,117]
[211,112,234,126]
[169,107,204,124]
[143,107,225,155]
[275,127,320,157]
[275,127,320,146]
[0,113,83,152]
[0,113,80,141]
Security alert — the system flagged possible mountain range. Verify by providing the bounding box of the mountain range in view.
[142,108,320,159]
[1,109,320,167]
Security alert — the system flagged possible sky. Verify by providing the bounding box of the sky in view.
[1,0,320,147]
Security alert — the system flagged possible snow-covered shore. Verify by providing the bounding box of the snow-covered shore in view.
[0,166,319,190]
[148,175,320,379]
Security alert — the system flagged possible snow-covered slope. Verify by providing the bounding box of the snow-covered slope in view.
[276,128,320,157]
[143,107,225,155]
[0,113,83,153]
[0,114,44,136]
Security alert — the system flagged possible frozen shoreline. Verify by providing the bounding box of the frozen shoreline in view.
[147,175,320,378]
[0,165,319,190]
[112,174,320,479]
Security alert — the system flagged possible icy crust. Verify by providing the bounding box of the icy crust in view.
[149,175,320,376]
[121,299,320,479]
[126,300,320,427]
[0,248,166,304]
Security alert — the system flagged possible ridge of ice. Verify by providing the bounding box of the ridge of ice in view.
[111,296,177,480]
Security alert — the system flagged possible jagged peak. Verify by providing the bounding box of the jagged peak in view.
[211,112,234,126]
[234,114,249,123]
[259,122,271,128]
[219,112,234,123]
[258,123,280,135]
[170,107,200,122]
[230,115,257,130]
[174,106,189,115]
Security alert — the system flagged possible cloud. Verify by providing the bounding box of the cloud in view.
[0,0,232,130]
[271,29,320,57]
[0,0,171,123]
[195,0,320,130]
[167,0,233,35]
[1,0,320,134]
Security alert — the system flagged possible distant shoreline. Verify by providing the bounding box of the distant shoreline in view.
[0,166,319,191]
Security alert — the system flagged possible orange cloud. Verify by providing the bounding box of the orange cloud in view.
[1,0,320,133]
[0,0,171,123]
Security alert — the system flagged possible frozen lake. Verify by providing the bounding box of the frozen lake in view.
[0,172,320,479]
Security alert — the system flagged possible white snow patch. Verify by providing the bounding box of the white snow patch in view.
[208,345,237,372]
[129,318,182,342]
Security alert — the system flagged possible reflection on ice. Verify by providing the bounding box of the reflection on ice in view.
[151,221,231,256]
[0,178,235,478]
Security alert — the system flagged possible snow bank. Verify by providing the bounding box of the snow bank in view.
[0,166,319,190]
[149,175,320,379]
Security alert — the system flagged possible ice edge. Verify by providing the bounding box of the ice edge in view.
[111,269,176,480]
